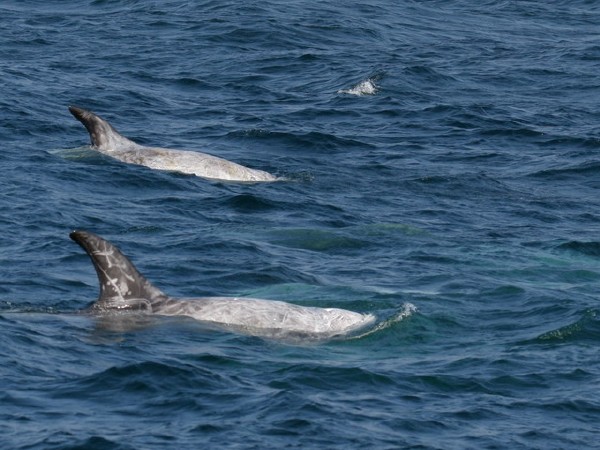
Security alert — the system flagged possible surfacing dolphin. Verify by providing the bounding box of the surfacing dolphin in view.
[71,231,375,340]
[69,106,278,182]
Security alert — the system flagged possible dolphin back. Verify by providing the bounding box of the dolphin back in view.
[70,230,168,312]
[68,105,280,182]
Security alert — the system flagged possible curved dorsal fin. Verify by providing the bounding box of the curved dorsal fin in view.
[70,230,168,312]
[69,106,137,151]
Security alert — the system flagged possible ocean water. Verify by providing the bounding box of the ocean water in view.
[1,0,600,448]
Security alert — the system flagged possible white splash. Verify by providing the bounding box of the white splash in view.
[338,78,379,96]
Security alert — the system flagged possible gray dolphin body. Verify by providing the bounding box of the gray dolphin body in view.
[71,231,375,340]
[69,106,278,182]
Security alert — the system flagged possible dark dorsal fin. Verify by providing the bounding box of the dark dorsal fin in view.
[69,106,137,151]
[70,230,168,312]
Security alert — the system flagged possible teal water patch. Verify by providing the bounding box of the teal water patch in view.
[263,222,424,252]
[265,227,370,252]
[48,146,108,163]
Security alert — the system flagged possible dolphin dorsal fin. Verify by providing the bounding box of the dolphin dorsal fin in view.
[69,106,137,151]
[70,230,168,312]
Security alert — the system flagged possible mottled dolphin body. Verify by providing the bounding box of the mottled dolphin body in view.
[69,106,278,182]
[71,231,375,340]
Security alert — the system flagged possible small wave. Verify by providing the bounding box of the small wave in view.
[225,193,277,212]
[229,129,373,152]
[530,161,600,180]
[338,77,379,96]
[535,309,600,343]
[556,241,600,258]
[348,302,417,340]
[0,301,62,315]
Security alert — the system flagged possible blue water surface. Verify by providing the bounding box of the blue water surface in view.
[1,1,600,448]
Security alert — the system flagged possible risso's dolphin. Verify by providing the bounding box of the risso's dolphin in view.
[69,106,278,182]
[70,231,375,340]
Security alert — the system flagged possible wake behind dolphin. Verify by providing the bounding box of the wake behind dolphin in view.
[69,106,278,182]
[70,231,376,340]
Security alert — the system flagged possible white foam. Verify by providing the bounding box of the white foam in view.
[338,78,378,96]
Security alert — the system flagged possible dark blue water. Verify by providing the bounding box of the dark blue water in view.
[2,1,600,448]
